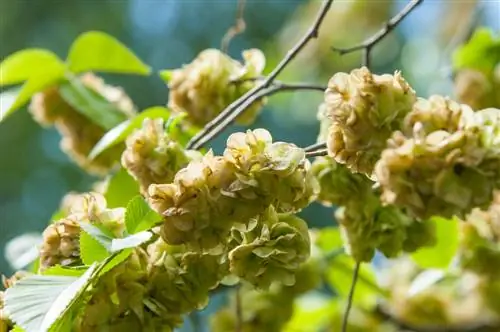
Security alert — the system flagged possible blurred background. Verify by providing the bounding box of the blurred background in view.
[0,0,498,282]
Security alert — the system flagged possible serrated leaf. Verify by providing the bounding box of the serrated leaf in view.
[0,49,66,87]
[453,28,500,73]
[67,31,150,75]
[327,255,387,308]
[0,87,21,122]
[104,168,140,208]
[80,230,110,265]
[159,70,172,82]
[110,231,153,252]
[58,77,128,130]
[4,233,42,270]
[89,106,171,159]
[42,266,86,277]
[78,222,113,251]
[4,264,97,332]
[98,249,132,276]
[125,195,162,234]
[411,216,459,269]
[6,71,65,116]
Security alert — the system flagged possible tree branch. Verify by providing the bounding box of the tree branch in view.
[187,0,334,150]
[306,149,328,158]
[221,0,247,53]
[332,0,423,67]
[304,141,327,152]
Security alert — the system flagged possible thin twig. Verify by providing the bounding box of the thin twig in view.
[306,149,328,158]
[190,83,325,149]
[232,77,327,92]
[304,141,327,152]
[341,262,361,332]
[187,0,334,150]
[235,286,243,332]
[221,0,247,53]
[332,0,423,67]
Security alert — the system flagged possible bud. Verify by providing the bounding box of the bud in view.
[325,67,416,175]
[228,207,310,289]
[29,73,137,175]
[122,118,197,194]
[168,49,266,126]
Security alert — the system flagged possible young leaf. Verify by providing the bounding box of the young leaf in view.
[110,231,153,252]
[58,77,128,130]
[6,71,65,116]
[124,195,162,234]
[89,106,171,159]
[3,264,97,332]
[158,70,172,83]
[67,31,150,75]
[4,233,42,270]
[42,266,86,277]
[80,230,110,265]
[0,87,21,122]
[0,49,66,87]
[453,28,500,73]
[411,216,459,269]
[104,168,140,208]
[326,255,387,308]
[98,249,133,276]
[78,222,113,251]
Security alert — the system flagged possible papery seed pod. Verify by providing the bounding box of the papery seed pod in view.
[325,67,417,175]
[376,105,500,220]
[121,118,197,195]
[168,49,266,126]
[39,218,81,270]
[29,73,137,175]
[228,207,310,289]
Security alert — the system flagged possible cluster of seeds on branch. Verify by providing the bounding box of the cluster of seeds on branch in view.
[121,118,201,194]
[29,74,136,174]
[167,49,266,126]
[39,192,125,271]
[147,128,318,251]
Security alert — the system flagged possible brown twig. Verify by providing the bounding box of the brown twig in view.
[332,0,424,67]
[221,0,247,53]
[341,262,361,332]
[306,149,328,158]
[187,0,334,150]
[304,141,327,152]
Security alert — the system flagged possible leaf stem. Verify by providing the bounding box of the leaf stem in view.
[341,262,361,332]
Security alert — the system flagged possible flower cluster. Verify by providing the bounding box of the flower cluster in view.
[167,49,266,126]
[121,118,200,194]
[29,74,136,174]
[148,129,318,250]
[324,67,416,175]
[376,97,500,219]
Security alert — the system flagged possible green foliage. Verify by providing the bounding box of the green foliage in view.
[411,216,459,269]
[89,106,171,159]
[66,31,151,75]
[124,195,162,234]
[104,168,140,208]
[79,231,109,265]
[4,264,97,332]
[453,28,500,73]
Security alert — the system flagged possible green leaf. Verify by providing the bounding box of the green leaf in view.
[78,223,113,251]
[4,233,42,270]
[104,168,140,208]
[67,31,150,75]
[284,293,335,332]
[125,195,162,234]
[0,87,21,122]
[411,216,459,269]
[80,230,110,265]
[315,227,343,252]
[89,106,171,159]
[110,231,153,252]
[159,70,172,82]
[453,28,500,73]
[42,266,87,277]
[4,264,97,332]
[6,71,65,116]
[98,249,133,276]
[326,255,386,308]
[11,326,25,332]
[58,77,128,130]
[0,49,66,87]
